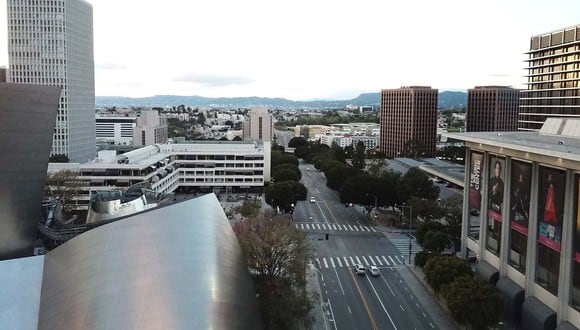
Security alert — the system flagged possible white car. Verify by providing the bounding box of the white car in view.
[354,264,366,275]
[310,197,316,203]
[369,265,380,277]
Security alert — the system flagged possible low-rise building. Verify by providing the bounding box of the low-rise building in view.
[49,140,271,210]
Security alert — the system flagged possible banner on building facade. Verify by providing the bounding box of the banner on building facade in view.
[510,161,531,236]
[537,166,566,252]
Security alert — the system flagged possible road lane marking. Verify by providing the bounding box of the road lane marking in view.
[317,224,322,230]
[348,225,354,231]
[349,257,355,266]
[389,256,396,265]
[327,299,338,330]
[370,227,377,232]
[362,256,369,265]
[316,258,320,267]
[395,256,403,264]
[332,224,338,230]
[347,306,352,314]
[323,258,329,268]
[375,256,383,266]
[382,256,390,265]
[336,258,342,267]
[343,257,350,267]
[363,226,370,232]
[354,226,360,231]
[378,270,396,296]
[365,275,398,330]
[330,258,335,268]
[348,269,379,330]
[430,322,435,328]
[332,267,345,296]
[355,256,362,264]
[306,224,311,230]
[400,305,405,311]
[341,225,347,230]
[368,256,376,266]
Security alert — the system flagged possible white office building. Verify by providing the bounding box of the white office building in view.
[49,141,271,210]
[243,107,272,142]
[96,115,136,145]
[7,0,96,162]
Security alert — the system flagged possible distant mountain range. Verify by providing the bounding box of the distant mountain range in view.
[96,91,467,110]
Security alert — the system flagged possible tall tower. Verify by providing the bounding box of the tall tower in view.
[379,86,438,158]
[243,107,272,141]
[7,0,96,163]
[467,86,520,132]
[519,24,580,131]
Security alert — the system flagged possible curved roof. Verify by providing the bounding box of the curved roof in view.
[38,194,262,329]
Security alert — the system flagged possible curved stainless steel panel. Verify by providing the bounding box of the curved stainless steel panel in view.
[38,194,262,329]
[0,84,60,259]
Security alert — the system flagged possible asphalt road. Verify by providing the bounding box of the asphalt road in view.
[296,161,446,330]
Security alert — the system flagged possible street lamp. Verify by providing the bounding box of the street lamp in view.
[396,203,413,264]
[365,193,378,221]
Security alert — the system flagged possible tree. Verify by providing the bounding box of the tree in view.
[423,256,473,294]
[409,196,444,221]
[415,221,447,245]
[271,151,299,168]
[441,276,504,330]
[366,159,387,177]
[44,170,82,216]
[326,166,361,190]
[330,142,346,163]
[273,168,301,183]
[351,141,366,170]
[288,137,308,148]
[49,154,69,163]
[272,164,301,181]
[339,174,379,205]
[265,181,307,211]
[233,210,313,329]
[197,112,206,126]
[234,200,261,218]
[423,230,450,253]
[403,139,426,159]
[399,167,440,201]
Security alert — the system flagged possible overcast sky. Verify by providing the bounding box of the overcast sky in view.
[0,0,579,100]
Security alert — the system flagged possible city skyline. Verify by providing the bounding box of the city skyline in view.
[0,0,579,100]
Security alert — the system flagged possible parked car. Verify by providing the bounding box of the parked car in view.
[354,264,366,275]
[310,197,316,203]
[369,265,380,277]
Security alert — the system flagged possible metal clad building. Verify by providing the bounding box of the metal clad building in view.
[0,84,60,259]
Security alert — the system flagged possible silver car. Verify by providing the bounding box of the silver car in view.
[369,265,380,277]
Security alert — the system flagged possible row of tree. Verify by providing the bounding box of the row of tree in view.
[422,256,504,330]
[264,148,307,212]
[289,137,441,215]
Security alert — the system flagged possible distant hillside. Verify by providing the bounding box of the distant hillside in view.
[96,91,466,109]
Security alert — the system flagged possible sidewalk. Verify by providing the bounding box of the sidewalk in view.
[375,224,460,330]
[304,264,328,330]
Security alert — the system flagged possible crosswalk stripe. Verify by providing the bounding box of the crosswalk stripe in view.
[316,258,320,266]
[382,256,390,266]
[361,256,369,265]
[344,257,350,267]
[362,226,369,232]
[336,258,342,267]
[389,256,396,265]
[368,256,376,266]
[330,258,335,268]
[355,256,362,264]
[396,256,403,264]
[339,225,344,230]
[355,226,361,231]
[306,224,311,230]
[348,225,353,231]
[370,227,377,232]
[332,224,338,230]
[317,224,321,230]
[375,256,383,266]
[349,257,355,265]
[295,224,299,229]
[323,258,329,268]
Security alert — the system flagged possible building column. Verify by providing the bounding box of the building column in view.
[557,170,575,322]
[499,156,512,274]
[460,149,471,258]
[525,162,540,297]
[478,152,490,259]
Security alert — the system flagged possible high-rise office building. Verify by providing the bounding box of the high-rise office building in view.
[519,24,580,131]
[467,86,520,132]
[243,107,272,142]
[379,86,438,158]
[7,0,96,162]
